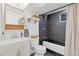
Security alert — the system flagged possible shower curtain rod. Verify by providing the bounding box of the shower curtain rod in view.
[40,3,74,16]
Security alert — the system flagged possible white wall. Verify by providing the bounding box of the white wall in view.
[24,5,39,54]
[24,7,39,37]
[27,21,39,36]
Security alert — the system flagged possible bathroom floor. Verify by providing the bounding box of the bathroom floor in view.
[30,49,64,56]
[45,49,63,56]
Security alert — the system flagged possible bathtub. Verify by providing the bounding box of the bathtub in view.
[43,41,65,55]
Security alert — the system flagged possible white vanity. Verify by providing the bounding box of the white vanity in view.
[0,37,30,56]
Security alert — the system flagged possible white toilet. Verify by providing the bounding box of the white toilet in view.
[31,38,46,56]
[35,45,46,56]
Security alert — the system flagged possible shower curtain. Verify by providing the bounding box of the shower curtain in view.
[65,4,79,56]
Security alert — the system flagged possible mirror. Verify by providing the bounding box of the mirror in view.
[5,4,24,30]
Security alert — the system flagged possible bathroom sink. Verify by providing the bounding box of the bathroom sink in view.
[0,37,29,46]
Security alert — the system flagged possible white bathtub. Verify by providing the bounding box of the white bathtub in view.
[43,41,65,55]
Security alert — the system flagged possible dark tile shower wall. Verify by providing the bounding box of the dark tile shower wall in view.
[47,11,66,45]
[39,10,66,46]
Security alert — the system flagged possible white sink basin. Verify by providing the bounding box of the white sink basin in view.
[0,37,29,46]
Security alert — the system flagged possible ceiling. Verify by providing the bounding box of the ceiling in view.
[25,3,70,14]
[8,3,70,14]
[8,3,47,10]
[33,3,47,7]
[8,3,29,10]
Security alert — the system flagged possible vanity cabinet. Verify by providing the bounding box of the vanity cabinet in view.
[19,46,28,56]
[1,46,29,56]
[1,49,18,56]
[0,38,30,56]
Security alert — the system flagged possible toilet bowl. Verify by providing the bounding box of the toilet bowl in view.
[30,38,46,56]
[35,45,46,56]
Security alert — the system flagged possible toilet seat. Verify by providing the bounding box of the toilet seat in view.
[35,45,46,56]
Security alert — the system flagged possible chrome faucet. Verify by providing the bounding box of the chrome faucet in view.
[20,32,23,38]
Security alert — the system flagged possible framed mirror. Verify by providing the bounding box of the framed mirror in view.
[5,4,24,30]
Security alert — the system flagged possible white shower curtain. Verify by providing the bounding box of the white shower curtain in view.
[65,4,79,56]
[75,4,79,56]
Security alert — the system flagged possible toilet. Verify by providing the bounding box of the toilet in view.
[35,45,46,56]
[30,37,46,56]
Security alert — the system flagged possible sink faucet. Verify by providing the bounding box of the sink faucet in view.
[20,32,23,38]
